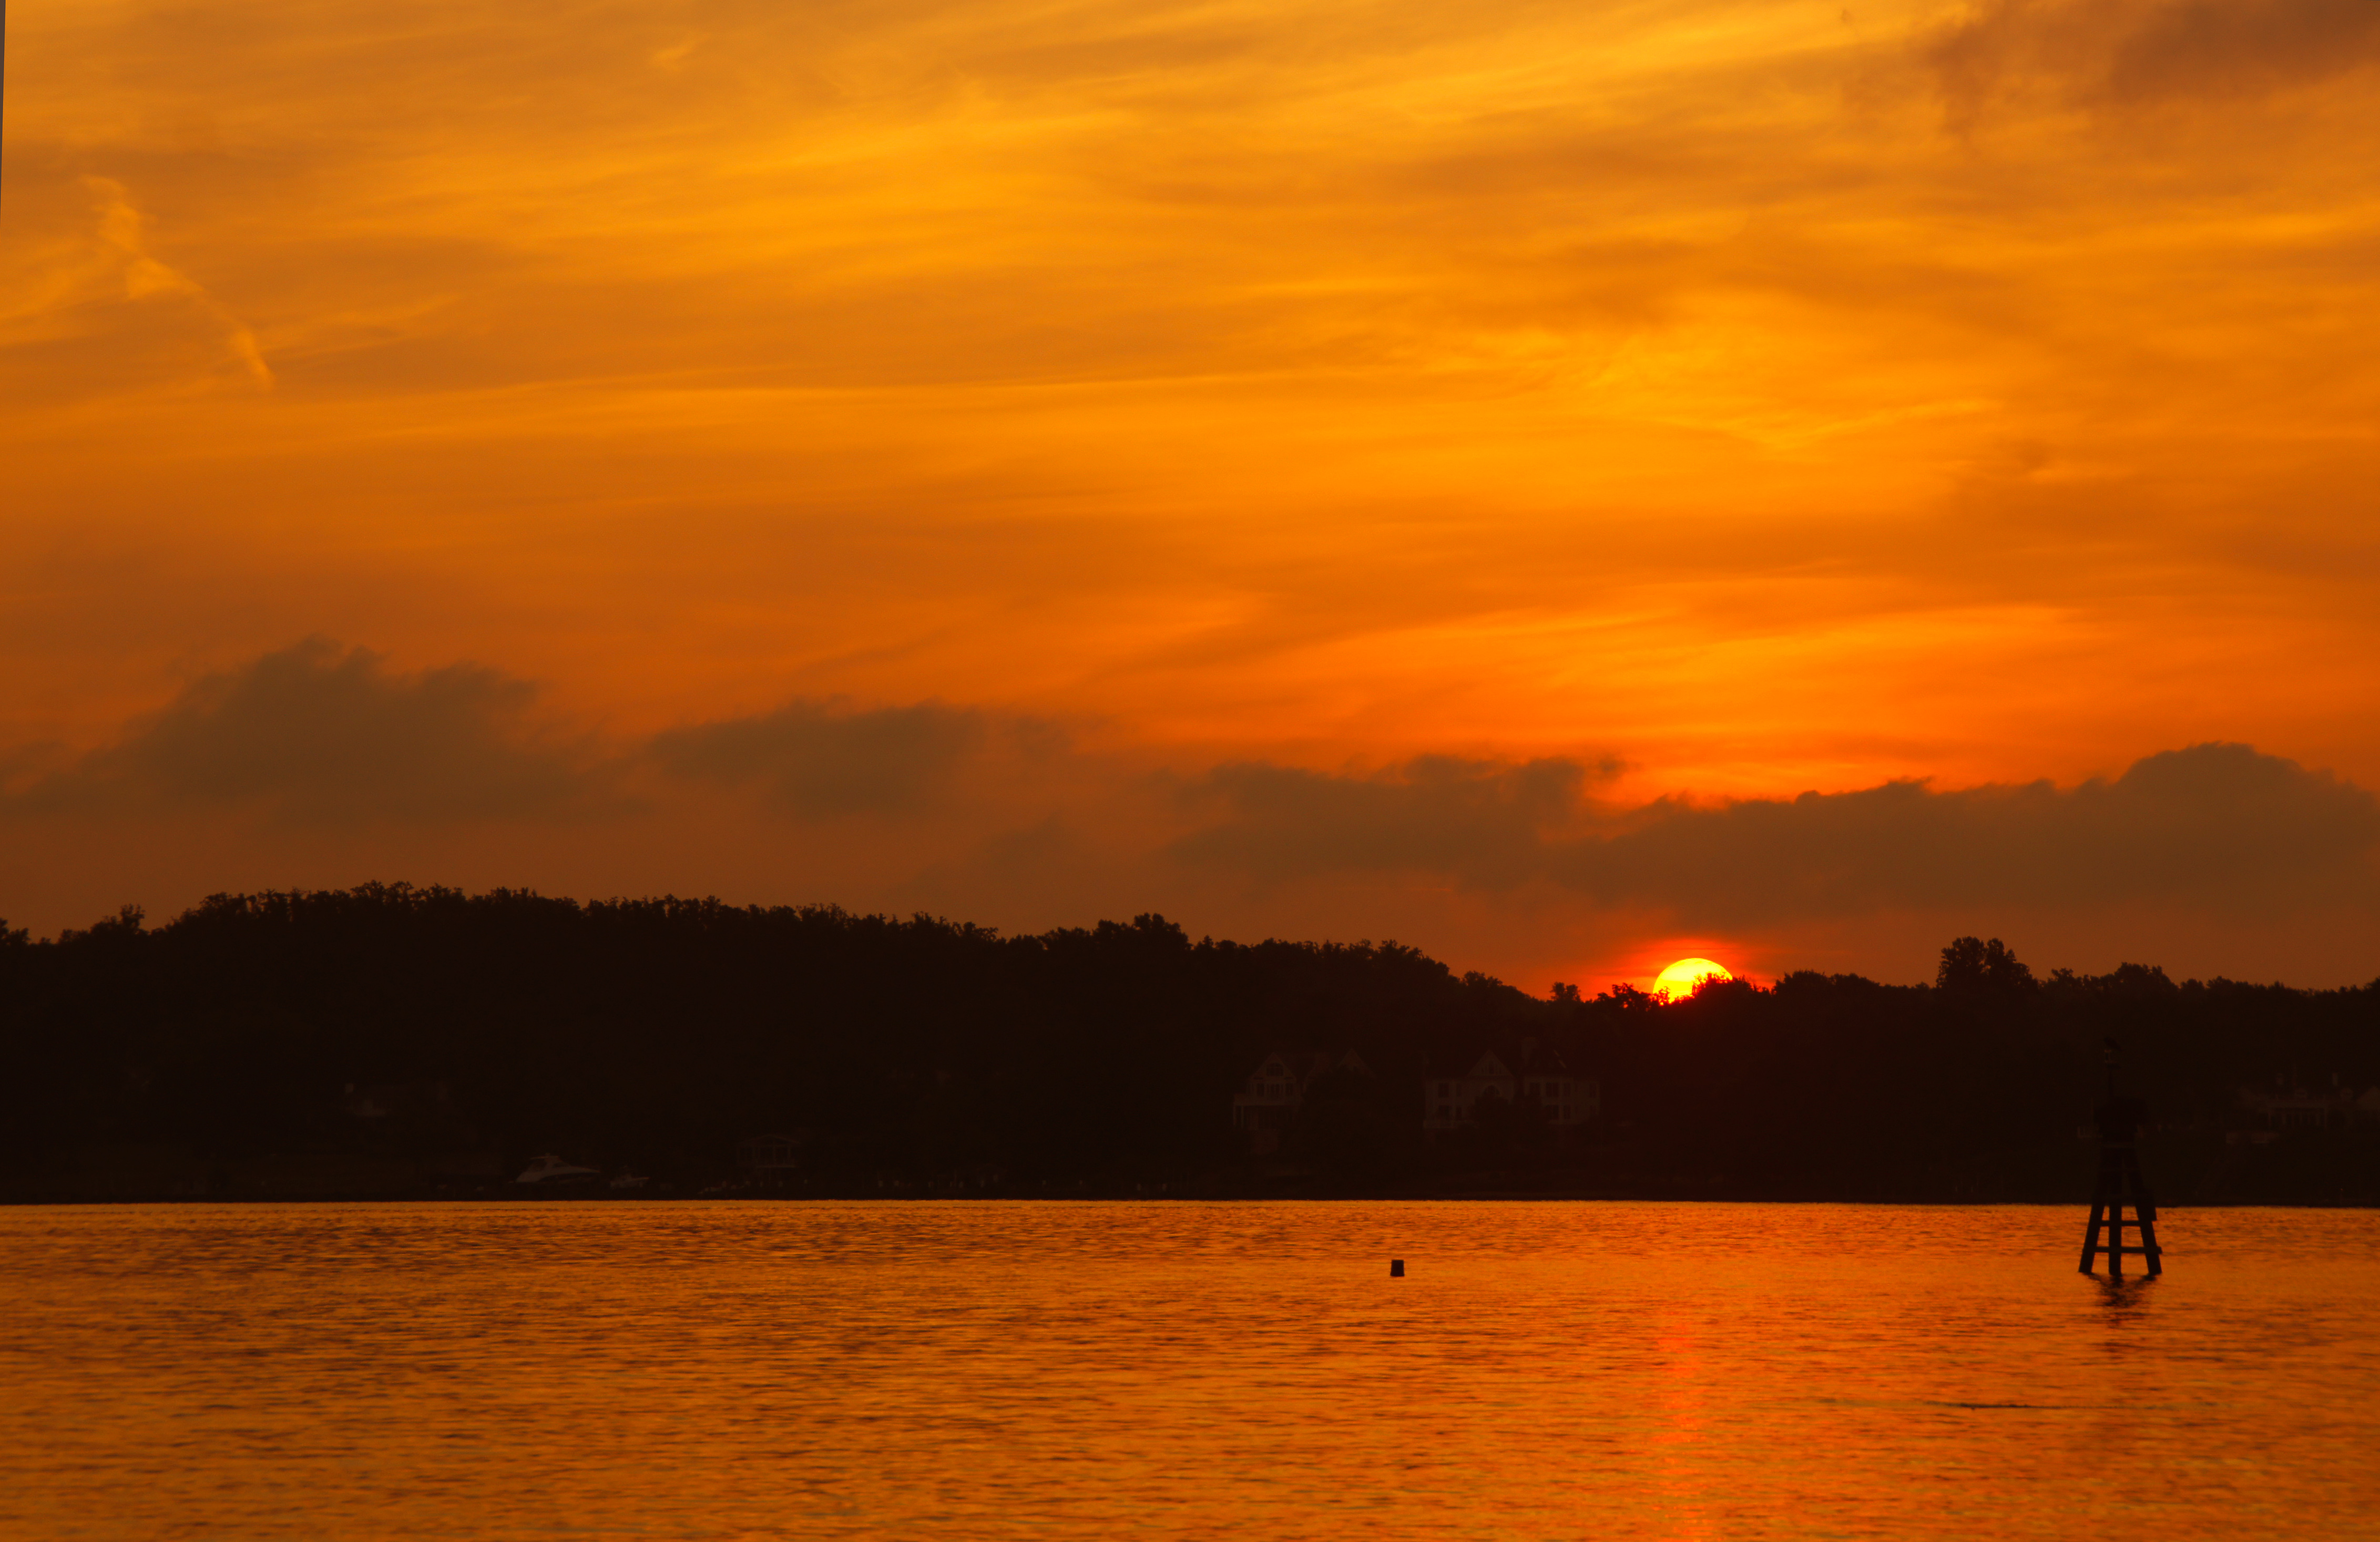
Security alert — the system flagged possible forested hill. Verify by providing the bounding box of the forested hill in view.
[2,886,2375,1203]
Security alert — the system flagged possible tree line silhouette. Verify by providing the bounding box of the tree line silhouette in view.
[1,885,2374,1201]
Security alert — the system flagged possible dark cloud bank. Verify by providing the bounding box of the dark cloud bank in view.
[8,640,2376,930]
[10,639,600,824]
[1180,744,2380,923]
[649,699,987,818]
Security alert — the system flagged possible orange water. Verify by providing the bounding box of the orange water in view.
[3,1202,2375,1539]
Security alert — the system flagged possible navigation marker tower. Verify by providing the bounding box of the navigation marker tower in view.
[2079,1037,2163,1277]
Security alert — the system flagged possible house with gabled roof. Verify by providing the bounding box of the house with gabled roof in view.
[1424,1038,1598,1140]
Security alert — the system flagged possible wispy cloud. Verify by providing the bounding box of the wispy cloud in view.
[83,178,273,388]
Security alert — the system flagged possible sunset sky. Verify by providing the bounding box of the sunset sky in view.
[5,0,2378,990]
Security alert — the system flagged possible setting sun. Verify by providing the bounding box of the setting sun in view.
[1654,958,1734,999]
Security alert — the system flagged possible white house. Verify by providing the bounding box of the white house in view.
[2237,1080,2374,1132]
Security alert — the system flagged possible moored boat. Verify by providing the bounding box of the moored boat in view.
[513,1153,601,1186]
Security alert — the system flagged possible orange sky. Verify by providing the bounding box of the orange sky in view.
[5,0,2379,989]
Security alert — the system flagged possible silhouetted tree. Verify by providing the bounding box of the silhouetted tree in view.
[1937,936,2037,997]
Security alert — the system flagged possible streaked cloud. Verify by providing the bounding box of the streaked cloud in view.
[83,177,274,389]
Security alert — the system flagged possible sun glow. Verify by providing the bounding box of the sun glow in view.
[1654,957,1733,999]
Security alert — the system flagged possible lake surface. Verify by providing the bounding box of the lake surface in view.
[3,1202,2376,1539]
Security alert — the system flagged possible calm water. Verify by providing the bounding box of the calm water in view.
[4,1203,2377,1539]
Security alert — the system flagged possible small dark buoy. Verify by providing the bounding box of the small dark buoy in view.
[1390,1259,1404,1278]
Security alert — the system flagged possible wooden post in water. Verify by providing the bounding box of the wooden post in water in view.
[2078,1038,2162,1277]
